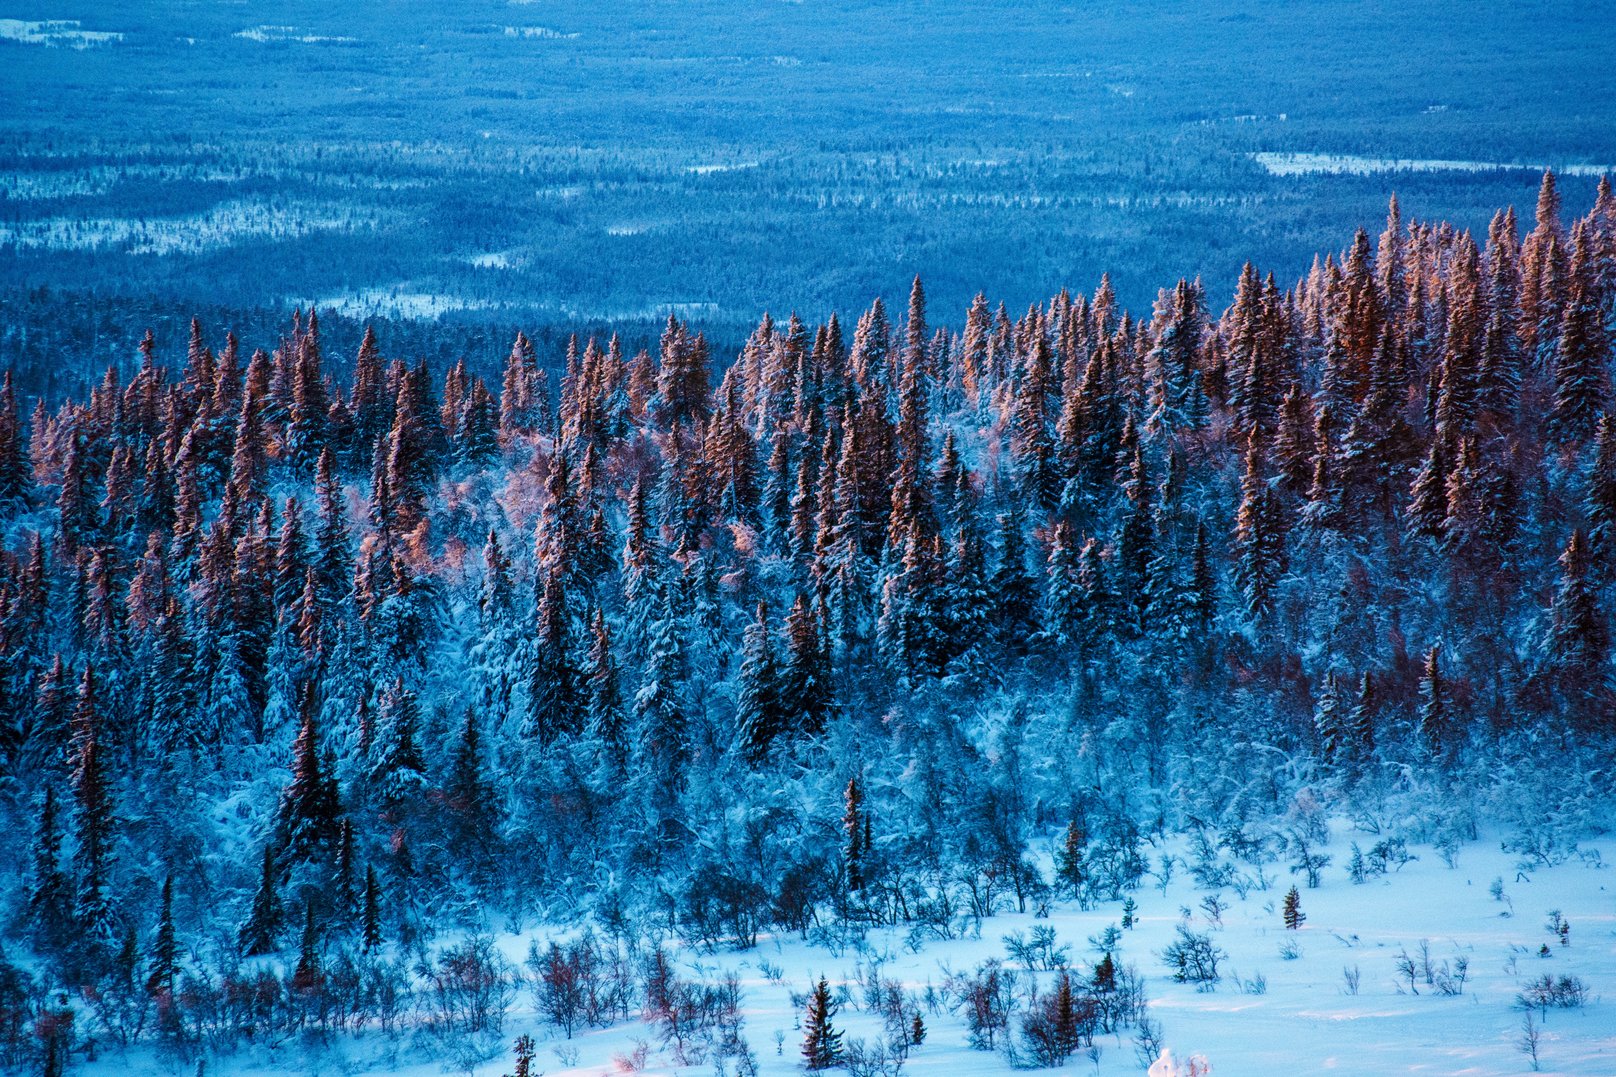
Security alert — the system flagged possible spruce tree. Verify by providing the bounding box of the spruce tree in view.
[1314,671,1346,763]
[369,678,428,820]
[1587,416,1616,557]
[633,577,690,840]
[1118,441,1156,623]
[990,505,1039,652]
[0,370,31,507]
[1548,226,1608,444]
[1055,818,1085,897]
[801,976,844,1070]
[276,690,341,860]
[332,817,358,921]
[361,864,383,952]
[527,569,581,742]
[446,706,497,862]
[70,666,116,944]
[239,844,283,956]
[1546,530,1609,724]
[1347,672,1377,765]
[146,875,179,998]
[1419,645,1450,755]
[28,786,73,954]
[291,901,322,993]
[737,601,784,764]
[781,593,830,738]
[585,611,627,767]
[1011,329,1057,509]
[842,778,868,892]
[1282,885,1305,930]
[1233,432,1286,622]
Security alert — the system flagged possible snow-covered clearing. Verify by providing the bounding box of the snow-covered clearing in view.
[233,26,358,45]
[0,20,121,48]
[0,199,393,255]
[80,821,1614,1077]
[686,162,761,176]
[312,287,501,320]
[501,26,581,40]
[1253,152,1614,178]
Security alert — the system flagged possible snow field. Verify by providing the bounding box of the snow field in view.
[86,819,1609,1077]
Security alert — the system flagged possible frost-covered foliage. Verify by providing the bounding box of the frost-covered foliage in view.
[0,174,1614,1071]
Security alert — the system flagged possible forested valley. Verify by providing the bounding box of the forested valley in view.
[0,172,1613,1075]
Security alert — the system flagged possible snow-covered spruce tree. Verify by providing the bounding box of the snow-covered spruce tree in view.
[1233,430,1286,623]
[736,600,784,764]
[1542,530,1611,728]
[275,687,342,863]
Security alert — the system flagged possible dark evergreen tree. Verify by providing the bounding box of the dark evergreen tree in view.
[990,505,1039,652]
[291,901,322,994]
[332,817,358,921]
[1544,530,1610,725]
[1588,416,1616,557]
[0,371,31,507]
[146,875,179,998]
[527,570,582,742]
[781,593,830,738]
[240,845,283,956]
[1282,885,1305,929]
[445,706,497,866]
[737,601,785,763]
[369,678,428,822]
[276,689,342,860]
[70,667,117,945]
[842,777,868,892]
[1233,432,1287,622]
[1419,645,1451,755]
[361,864,382,952]
[802,977,845,1070]
[1054,818,1085,897]
[1314,671,1346,763]
[585,610,627,768]
[1347,672,1377,765]
[28,786,73,954]
[1548,224,1608,444]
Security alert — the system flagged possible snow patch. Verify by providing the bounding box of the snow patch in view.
[686,161,760,175]
[0,163,242,201]
[467,250,523,269]
[1253,151,1614,177]
[0,199,393,255]
[313,288,500,320]
[234,25,357,44]
[502,25,580,40]
[0,19,121,48]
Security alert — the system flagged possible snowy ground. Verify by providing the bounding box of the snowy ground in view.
[1251,152,1616,178]
[81,819,1614,1077]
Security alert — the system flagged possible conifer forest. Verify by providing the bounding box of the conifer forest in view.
[3,3,1616,1076]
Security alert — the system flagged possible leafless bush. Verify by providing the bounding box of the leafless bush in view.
[428,935,515,1038]
[1516,973,1589,1015]
[1162,926,1225,990]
